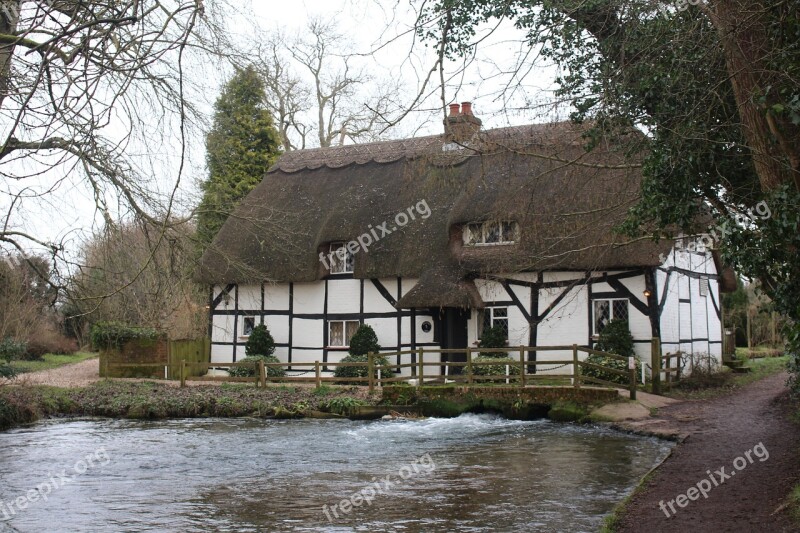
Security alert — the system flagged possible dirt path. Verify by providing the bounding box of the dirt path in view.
[616,372,799,532]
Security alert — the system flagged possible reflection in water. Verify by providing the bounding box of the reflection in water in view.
[0,415,671,532]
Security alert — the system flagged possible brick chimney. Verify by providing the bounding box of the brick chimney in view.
[444,101,482,143]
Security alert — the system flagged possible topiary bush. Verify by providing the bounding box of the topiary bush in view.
[245,324,275,357]
[472,356,521,380]
[333,353,392,381]
[583,319,638,385]
[348,324,380,356]
[228,355,285,378]
[479,325,508,357]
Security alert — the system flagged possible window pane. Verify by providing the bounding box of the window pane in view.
[243,317,255,336]
[493,307,507,318]
[484,222,501,243]
[612,300,629,323]
[495,318,509,337]
[329,322,344,346]
[467,224,482,245]
[501,222,516,242]
[346,321,360,344]
[481,310,491,334]
[594,300,610,334]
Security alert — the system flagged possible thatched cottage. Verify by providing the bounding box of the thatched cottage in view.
[197,103,732,373]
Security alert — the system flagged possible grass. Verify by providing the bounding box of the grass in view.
[599,468,659,532]
[663,356,789,400]
[789,484,800,525]
[9,352,98,374]
[735,346,784,359]
[0,380,375,430]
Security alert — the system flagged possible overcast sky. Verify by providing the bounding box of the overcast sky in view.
[5,0,562,266]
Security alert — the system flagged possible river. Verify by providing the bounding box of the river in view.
[0,415,671,532]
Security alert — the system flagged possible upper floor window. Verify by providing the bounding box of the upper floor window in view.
[593,299,629,335]
[329,242,354,274]
[464,221,519,246]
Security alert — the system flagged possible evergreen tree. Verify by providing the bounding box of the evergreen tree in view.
[197,66,282,251]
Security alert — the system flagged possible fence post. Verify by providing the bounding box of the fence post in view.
[519,346,526,388]
[368,352,375,393]
[466,347,474,385]
[180,359,186,388]
[651,337,662,395]
[417,348,424,388]
[629,359,637,400]
[315,361,321,389]
[259,360,266,388]
[572,344,579,389]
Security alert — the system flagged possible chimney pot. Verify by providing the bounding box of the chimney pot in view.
[449,103,461,116]
[461,102,473,115]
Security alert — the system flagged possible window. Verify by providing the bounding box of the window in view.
[699,278,709,297]
[329,242,354,274]
[242,316,255,337]
[482,307,509,337]
[593,299,629,335]
[328,320,360,347]
[464,221,519,246]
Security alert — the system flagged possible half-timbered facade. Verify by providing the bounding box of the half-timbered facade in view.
[197,104,734,374]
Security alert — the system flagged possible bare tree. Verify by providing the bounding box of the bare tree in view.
[252,19,403,150]
[70,221,207,340]
[0,0,236,288]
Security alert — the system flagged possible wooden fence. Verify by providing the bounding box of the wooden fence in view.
[106,343,655,400]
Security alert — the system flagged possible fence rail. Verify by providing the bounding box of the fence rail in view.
[103,342,666,400]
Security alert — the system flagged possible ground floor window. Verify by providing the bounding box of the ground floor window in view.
[328,320,360,347]
[241,316,255,337]
[593,299,629,335]
[481,307,509,337]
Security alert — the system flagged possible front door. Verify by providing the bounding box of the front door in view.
[441,307,469,375]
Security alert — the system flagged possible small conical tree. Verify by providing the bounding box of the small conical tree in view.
[479,325,507,357]
[197,65,282,253]
[245,324,275,357]
[348,324,380,356]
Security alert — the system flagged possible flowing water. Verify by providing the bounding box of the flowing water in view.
[0,416,671,532]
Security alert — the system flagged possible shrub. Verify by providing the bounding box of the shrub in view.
[333,353,391,380]
[479,326,508,357]
[90,322,160,350]
[595,319,635,357]
[676,353,730,390]
[582,319,639,386]
[245,324,275,357]
[0,364,16,379]
[24,328,79,360]
[472,356,521,378]
[348,324,380,356]
[228,355,285,378]
[0,337,27,362]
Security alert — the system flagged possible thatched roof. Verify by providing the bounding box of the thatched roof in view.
[196,122,673,299]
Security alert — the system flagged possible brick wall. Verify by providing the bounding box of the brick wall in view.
[99,337,168,378]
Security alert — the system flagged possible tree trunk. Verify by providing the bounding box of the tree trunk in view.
[0,1,19,111]
[712,0,800,192]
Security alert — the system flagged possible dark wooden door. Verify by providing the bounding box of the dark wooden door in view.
[441,307,469,375]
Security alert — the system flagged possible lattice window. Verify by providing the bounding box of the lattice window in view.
[482,307,509,336]
[328,320,360,347]
[593,299,629,335]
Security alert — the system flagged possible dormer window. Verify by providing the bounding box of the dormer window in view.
[464,221,519,246]
[329,242,354,274]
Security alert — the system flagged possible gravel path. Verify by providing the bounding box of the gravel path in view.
[617,372,799,532]
[9,358,102,388]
